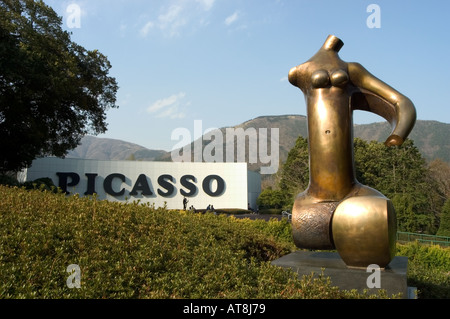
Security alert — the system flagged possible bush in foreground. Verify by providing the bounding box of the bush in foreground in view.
[396,242,450,299]
[0,186,393,299]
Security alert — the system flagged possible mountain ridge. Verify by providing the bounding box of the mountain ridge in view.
[66,115,450,168]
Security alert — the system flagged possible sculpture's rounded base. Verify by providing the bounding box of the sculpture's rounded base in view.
[331,196,397,268]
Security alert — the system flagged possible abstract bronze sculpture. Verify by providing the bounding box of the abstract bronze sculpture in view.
[288,35,416,268]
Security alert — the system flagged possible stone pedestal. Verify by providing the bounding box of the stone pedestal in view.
[271,250,413,298]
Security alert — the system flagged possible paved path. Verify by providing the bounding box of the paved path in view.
[232,214,284,221]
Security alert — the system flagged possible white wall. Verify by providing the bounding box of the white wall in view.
[26,158,260,210]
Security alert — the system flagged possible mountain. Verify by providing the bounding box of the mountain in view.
[66,116,450,169]
[66,135,168,161]
[155,114,308,171]
[159,115,450,166]
[353,120,450,163]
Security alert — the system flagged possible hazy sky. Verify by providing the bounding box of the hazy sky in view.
[43,0,450,151]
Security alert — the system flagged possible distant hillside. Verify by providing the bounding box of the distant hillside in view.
[66,135,168,161]
[161,115,450,168]
[155,114,308,171]
[67,116,450,169]
[354,120,450,163]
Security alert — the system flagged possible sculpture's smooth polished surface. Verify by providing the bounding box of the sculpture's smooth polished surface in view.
[288,35,416,268]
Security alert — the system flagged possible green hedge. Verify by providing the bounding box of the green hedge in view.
[0,174,20,187]
[0,186,393,299]
[396,242,450,299]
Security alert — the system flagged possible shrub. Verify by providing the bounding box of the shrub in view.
[396,242,450,298]
[22,177,57,192]
[234,217,295,249]
[0,186,399,299]
[0,174,19,187]
[257,188,286,209]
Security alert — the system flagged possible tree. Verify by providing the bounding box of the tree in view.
[437,199,450,237]
[278,135,309,206]
[126,153,136,161]
[256,188,286,209]
[428,159,450,199]
[0,0,118,172]
[354,138,441,233]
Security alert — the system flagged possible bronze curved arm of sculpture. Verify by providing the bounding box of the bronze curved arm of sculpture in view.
[288,35,416,268]
[348,62,416,146]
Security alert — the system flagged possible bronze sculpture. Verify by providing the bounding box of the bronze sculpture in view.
[288,35,416,268]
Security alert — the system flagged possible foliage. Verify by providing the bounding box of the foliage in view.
[428,159,450,199]
[0,174,20,187]
[265,135,444,233]
[0,185,395,299]
[256,188,286,209]
[254,132,450,298]
[0,0,118,172]
[0,174,56,192]
[437,199,450,237]
[354,138,442,233]
[2,186,450,299]
[396,242,450,299]
[258,136,309,210]
[22,177,56,192]
[278,136,309,206]
[234,217,295,249]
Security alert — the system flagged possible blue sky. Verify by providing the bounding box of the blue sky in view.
[43,0,450,151]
